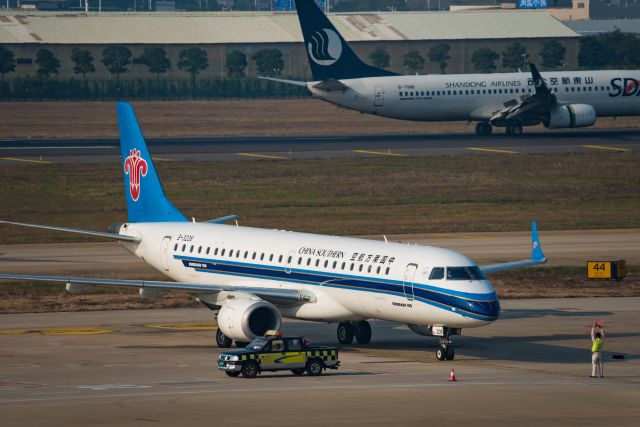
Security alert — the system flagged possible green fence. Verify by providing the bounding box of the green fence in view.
[0,78,309,101]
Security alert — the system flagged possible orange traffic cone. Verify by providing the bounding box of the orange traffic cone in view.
[449,368,456,382]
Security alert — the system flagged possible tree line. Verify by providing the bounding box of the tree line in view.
[0,45,285,83]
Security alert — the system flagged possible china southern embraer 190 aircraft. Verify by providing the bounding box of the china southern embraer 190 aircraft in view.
[0,103,547,360]
[266,0,640,135]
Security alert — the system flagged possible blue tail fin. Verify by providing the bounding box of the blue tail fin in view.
[117,102,187,223]
[294,0,397,81]
[531,220,545,261]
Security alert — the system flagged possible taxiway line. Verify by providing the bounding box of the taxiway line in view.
[236,152,289,160]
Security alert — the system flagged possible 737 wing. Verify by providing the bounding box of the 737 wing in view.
[488,63,558,126]
[480,220,547,274]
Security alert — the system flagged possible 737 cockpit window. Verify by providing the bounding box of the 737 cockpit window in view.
[429,267,444,280]
[446,266,486,281]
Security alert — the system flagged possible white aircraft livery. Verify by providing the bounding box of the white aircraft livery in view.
[267,0,640,135]
[0,103,548,360]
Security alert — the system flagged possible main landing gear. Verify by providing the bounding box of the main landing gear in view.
[505,124,523,135]
[337,321,372,344]
[475,122,492,136]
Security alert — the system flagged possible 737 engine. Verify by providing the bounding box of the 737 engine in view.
[543,104,596,129]
[217,298,282,342]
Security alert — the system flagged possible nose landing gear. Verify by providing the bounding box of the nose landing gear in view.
[436,338,455,361]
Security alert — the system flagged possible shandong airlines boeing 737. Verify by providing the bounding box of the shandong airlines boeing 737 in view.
[0,103,547,360]
[267,0,640,135]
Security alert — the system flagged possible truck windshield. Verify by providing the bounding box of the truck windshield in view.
[246,337,269,350]
[446,266,486,281]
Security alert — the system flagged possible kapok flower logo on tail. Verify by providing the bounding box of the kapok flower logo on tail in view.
[124,148,148,202]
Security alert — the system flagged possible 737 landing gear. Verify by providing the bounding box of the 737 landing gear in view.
[337,322,355,344]
[505,124,523,135]
[475,122,493,136]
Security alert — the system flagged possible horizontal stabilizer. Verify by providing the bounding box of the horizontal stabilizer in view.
[480,220,546,273]
[259,77,309,87]
[312,79,349,92]
[0,220,140,243]
[0,273,315,305]
[204,214,239,224]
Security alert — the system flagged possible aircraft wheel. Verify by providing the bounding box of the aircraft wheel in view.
[354,320,372,344]
[337,322,355,344]
[446,346,455,361]
[475,122,492,136]
[436,347,447,361]
[216,329,232,348]
[241,361,259,378]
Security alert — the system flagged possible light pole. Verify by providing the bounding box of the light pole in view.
[522,53,529,70]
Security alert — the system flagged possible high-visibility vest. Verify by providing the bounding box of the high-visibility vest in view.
[592,338,604,352]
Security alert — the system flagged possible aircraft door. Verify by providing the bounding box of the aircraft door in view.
[374,86,384,107]
[403,263,417,301]
[285,250,296,274]
[161,236,172,271]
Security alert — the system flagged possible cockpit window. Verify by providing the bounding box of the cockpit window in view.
[446,266,486,281]
[429,267,445,280]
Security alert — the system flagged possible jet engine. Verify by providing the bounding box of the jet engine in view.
[543,104,596,129]
[217,298,282,342]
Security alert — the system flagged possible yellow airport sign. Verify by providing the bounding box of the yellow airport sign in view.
[587,260,626,280]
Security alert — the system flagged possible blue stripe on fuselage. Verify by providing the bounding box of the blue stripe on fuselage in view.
[175,255,499,321]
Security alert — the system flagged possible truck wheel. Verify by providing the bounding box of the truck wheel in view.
[225,371,240,377]
[306,358,324,376]
[355,321,372,344]
[241,361,259,378]
[216,329,232,348]
[291,368,305,376]
[337,322,355,344]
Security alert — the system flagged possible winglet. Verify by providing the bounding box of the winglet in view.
[531,220,546,262]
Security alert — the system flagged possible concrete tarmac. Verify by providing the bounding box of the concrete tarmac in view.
[0,128,638,164]
[1,298,639,426]
[1,229,638,278]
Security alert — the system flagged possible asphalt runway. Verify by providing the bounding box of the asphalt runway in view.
[0,128,638,164]
[1,299,639,426]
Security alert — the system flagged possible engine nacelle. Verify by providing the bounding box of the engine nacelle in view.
[543,104,596,129]
[217,298,282,342]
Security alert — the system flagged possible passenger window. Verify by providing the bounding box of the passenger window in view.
[271,340,284,352]
[287,338,302,352]
[307,258,311,266]
[315,259,320,267]
[252,252,256,259]
[279,255,284,263]
[385,267,390,275]
[174,243,178,251]
[287,256,292,263]
[333,261,337,269]
[298,257,302,265]
[324,260,328,268]
[206,247,210,255]
[214,248,219,255]
[221,249,225,256]
[190,245,194,253]
[429,267,445,280]
[341,262,345,270]
[368,265,372,273]
[182,244,186,252]
[236,251,241,258]
[359,264,363,272]
[260,253,264,260]
[244,251,248,258]
[350,263,354,271]
[269,254,273,261]
[376,266,381,274]
[198,246,202,254]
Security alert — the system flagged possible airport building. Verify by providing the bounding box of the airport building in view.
[0,11,580,80]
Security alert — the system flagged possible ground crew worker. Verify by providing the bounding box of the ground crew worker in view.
[590,322,605,378]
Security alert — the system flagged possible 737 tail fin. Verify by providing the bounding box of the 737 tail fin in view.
[294,0,397,81]
[117,102,187,223]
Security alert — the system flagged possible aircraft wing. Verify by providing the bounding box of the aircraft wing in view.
[488,63,558,125]
[0,220,140,243]
[479,220,546,273]
[0,273,315,305]
[259,77,309,87]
